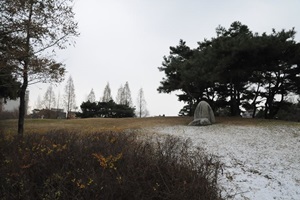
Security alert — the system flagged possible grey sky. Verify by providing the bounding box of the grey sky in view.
[28,0,300,116]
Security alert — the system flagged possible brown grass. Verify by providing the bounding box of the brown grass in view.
[0,117,192,134]
[1,116,299,135]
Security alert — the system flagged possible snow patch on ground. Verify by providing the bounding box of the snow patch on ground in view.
[150,124,300,200]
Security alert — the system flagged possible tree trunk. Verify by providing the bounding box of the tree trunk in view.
[230,84,240,116]
[18,63,28,137]
[264,103,269,119]
[18,0,33,136]
[251,84,261,118]
[268,93,284,119]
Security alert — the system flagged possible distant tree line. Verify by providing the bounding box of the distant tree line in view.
[81,81,148,118]
[32,76,77,119]
[79,100,135,118]
[158,21,300,119]
[32,81,148,119]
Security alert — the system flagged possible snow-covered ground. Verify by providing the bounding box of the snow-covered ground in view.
[150,123,300,200]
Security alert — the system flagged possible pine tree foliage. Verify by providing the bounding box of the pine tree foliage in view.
[158,21,300,118]
[80,100,135,118]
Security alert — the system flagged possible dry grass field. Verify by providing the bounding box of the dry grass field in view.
[1,116,298,135]
[0,117,192,134]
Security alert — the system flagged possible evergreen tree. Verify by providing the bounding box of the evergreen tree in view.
[251,29,300,118]
[157,39,201,116]
[158,21,300,118]
[80,100,135,118]
[208,21,254,116]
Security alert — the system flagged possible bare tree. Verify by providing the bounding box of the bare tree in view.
[121,82,132,106]
[136,88,149,117]
[101,82,112,102]
[115,82,133,106]
[35,94,43,109]
[1,0,79,136]
[43,85,56,109]
[63,76,76,118]
[87,88,96,102]
[115,84,123,104]
[57,91,61,108]
[55,91,61,118]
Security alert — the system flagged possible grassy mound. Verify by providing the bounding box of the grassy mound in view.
[0,130,223,200]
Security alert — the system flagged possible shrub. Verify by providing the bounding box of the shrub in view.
[0,130,223,200]
[79,100,135,118]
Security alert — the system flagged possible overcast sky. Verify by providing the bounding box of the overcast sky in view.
[28,0,300,116]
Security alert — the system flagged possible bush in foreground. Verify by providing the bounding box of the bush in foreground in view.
[0,131,223,200]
